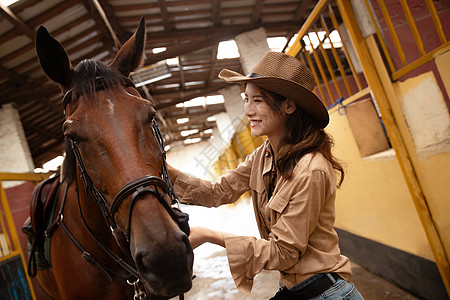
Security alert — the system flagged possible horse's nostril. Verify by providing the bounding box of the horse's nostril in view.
[134,253,148,274]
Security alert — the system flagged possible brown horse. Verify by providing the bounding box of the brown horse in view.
[31,18,193,300]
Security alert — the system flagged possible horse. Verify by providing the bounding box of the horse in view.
[27,17,194,300]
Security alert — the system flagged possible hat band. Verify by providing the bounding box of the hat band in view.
[247,72,262,78]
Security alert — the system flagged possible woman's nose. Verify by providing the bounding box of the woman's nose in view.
[244,102,254,117]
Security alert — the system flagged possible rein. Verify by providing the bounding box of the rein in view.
[57,77,188,300]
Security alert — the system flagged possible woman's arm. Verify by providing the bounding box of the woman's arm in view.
[189,226,226,249]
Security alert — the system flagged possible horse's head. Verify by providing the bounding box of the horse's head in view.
[35,18,193,298]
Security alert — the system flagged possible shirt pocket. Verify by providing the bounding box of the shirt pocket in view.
[268,194,289,213]
[249,170,265,194]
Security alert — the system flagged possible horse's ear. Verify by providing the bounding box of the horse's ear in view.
[110,17,146,77]
[36,26,73,88]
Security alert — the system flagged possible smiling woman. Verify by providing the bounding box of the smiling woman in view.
[168,51,364,300]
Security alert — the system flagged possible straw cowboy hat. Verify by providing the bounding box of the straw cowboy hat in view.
[218,51,329,128]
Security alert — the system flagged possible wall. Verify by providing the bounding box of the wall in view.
[327,106,435,260]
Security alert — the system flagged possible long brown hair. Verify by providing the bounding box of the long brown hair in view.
[260,88,345,187]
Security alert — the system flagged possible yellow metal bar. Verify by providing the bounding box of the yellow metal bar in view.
[306,34,334,105]
[320,15,352,96]
[337,0,450,295]
[300,51,327,104]
[0,172,52,181]
[0,182,37,299]
[425,0,447,44]
[0,182,13,253]
[377,0,407,66]
[313,25,343,98]
[392,42,450,80]
[327,86,371,114]
[287,0,329,56]
[362,0,396,74]
[328,5,363,90]
[399,0,425,56]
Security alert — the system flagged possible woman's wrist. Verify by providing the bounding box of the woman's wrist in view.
[206,228,225,247]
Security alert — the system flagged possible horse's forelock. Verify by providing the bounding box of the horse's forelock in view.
[72,59,124,98]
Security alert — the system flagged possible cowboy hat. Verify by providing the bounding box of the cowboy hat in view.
[218,51,329,128]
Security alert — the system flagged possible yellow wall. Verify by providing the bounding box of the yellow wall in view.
[390,63,450,260]
[327,107,435,260]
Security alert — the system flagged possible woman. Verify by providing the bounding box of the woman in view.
[169,51,364,299]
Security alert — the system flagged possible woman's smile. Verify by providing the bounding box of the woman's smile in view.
[244,83,285,148]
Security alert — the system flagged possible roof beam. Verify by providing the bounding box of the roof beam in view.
[97,0,127,43]
[80,0,119,50]
[282,0,314,52]
[0,3,34,39]
[158,0,172,32]
[91,0,122,48]
[0,65,27,85]
[212,0,221,26]
[251,0,264,23]
[156,84,227,110]
[206,43,219,87]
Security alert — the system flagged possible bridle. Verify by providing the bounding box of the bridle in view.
[59,76,189,299]
[69,119,183,240]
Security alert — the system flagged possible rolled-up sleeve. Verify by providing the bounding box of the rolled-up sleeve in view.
[223,169,333,294]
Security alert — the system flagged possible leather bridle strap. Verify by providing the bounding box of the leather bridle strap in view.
[110,175,179,239]
[152,120,179,204]
[70,140,117,229]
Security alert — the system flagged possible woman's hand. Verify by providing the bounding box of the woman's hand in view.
[189,226,225,249]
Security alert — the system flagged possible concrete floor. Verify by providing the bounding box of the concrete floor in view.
[351,263,419,300]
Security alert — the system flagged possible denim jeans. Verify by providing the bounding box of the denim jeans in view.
[279,273,365,299]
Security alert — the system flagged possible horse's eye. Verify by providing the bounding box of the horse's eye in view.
[146,109,156,124]
[64,134,82,145]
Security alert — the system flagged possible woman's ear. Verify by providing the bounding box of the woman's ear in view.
[282,99,297,115]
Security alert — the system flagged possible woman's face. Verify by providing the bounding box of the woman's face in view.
[243,83,286,143]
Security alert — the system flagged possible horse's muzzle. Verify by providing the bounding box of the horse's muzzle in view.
[134,230,194,297]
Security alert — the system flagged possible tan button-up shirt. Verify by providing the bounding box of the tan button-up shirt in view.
[174,140,351,295]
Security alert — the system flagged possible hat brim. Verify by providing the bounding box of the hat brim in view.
[219,69,329,128]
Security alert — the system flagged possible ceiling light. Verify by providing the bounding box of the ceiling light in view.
[166,57,179,65]
[131,61,172,87]
[184,138,202,144]
[181,129,199,137]
[152,47,167,54]
[206,95,224,105]
[183,97,205,107]
[177,118,189,124]
[0,0,19,6]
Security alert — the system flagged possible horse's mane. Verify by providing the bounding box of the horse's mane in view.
[62,59,128,183]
